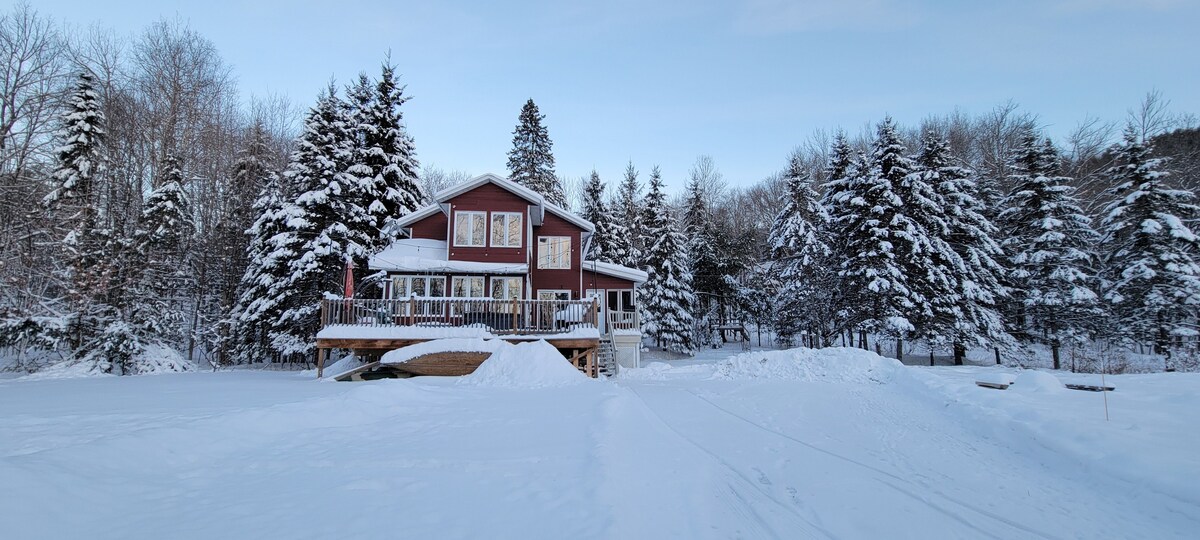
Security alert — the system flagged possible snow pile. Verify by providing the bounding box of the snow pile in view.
[460,340,588,388]
[712,347,904,384]
[321,354,366,380]
[1011,370,1065,394]
[20,342,192,380]
[381,338,510,365]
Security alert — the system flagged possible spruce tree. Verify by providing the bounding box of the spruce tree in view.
[228,168,290,365]
[1100,126,1200,361]
[507,99,565,206]
[641,167,696,355]
[362,61,423,244]
[612,161,641,267]
[917,133,1009,363]
[997,136,1101,368]
[272,86,374,356]
[134,154,195,344]
[43,71,108,350]
[768,151,831,346]
[581,170,624,263]
[832,118,926,356]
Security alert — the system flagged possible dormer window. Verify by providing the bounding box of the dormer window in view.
[491,212,522,248]
[453,211,486,247]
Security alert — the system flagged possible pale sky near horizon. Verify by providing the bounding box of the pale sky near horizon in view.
[27,0,1200,193]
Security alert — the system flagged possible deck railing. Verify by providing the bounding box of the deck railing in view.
[606,310,640,332]
[320,297,600,335]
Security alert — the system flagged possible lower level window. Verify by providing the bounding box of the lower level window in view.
[392,275,446,298]
[491,277,524,300]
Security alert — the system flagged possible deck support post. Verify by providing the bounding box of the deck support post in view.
[317,347,327,379]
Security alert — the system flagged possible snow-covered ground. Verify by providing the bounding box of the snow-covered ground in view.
[2,343,1197,539]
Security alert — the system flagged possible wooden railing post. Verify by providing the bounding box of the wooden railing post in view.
[511,297,518,334]
[408,296,416,326]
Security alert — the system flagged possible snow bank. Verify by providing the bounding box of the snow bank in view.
[381,338,510,364]
[1011,370,1065,394]
[19,342,192,380]
[712,347,904,384]
[460,340,588,389]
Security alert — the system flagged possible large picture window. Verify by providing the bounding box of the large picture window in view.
[451,276,485,298]
[537,236,571,269]
[391,275,446,298]
[454,211,486,247]
[490,212,522,248]
[491,277,523,300]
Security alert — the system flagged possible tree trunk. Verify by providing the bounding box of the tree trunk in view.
[994,346,1001,365]
[953,343,965,366]
[1051,343,1061,370]
[895,338,903,362]
[929,349,935,367]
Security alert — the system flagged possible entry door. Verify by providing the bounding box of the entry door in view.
[586,289,605,333]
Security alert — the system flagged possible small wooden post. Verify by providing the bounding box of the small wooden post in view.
[592,298,599,330]
[316,347,326,379]
[408,296,416,326]
[511,297,519,333]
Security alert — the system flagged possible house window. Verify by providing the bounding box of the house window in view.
[490,212,522,248]
[537,236,571,269]
[451,276,485,298]
[491,276,523,300]
[392,275,446,298]
[608,289,636,312]
[454,211,486,247]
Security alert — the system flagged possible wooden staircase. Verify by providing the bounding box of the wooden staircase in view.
[597,336,618,377]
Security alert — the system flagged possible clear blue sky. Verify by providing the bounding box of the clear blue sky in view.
[30,0,1200,192]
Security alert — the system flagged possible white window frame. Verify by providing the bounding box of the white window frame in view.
[451,276,486,298]
[491,276,524,300]
[490,212,523,248]
[391,275,446,299]
[537,236,572,269]
[453,211,487,247]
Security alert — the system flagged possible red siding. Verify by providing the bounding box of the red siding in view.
[445,183,530,264]
[408,212,448,240]
[531,211,586,298]
[582,270,637,291]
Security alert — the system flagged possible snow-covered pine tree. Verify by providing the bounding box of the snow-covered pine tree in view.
[228,168,295,365]
[916,133,1010,364]
[641,168,696,355]
[271,86,374,357]
[832,118,926,357]
[507,99,565,206]
[44,71,105,211]
[612,161,641,267]
[1100,126,1200,362]
[768,150,831,347]
[134,153,195,343]
[362,61,423,245]
[41,71,108,350]
[898,134,962,359]
[997,136,1101,368]
[581,170,623,263]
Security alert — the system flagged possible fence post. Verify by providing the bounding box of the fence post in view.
[511,297,519,333]
[409,296,416,326]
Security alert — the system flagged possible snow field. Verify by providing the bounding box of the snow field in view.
[1,346,1197,539]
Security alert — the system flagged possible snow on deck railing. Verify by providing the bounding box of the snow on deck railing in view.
[319,297,600,336]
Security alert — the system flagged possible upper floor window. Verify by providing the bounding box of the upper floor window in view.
[454,211,486,247]
[537,236,571,269]
[491,212,522,248]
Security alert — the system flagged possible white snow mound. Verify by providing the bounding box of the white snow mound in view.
[712,347,904,384]
[1012,370,1065,394]
[460,340,588,389]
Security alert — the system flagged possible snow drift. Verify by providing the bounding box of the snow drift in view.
[712,347,904,384]
[380,338,510,365]
[460,340,588,388]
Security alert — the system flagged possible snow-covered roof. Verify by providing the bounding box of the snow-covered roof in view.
[583,260,648,283]
[392,204,444,229]
[369,238,528,274]
[544,200,595,233]
[391,174,595,233]
[434,173,543,206]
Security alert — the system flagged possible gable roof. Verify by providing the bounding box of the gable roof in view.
[392,173,594,233]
